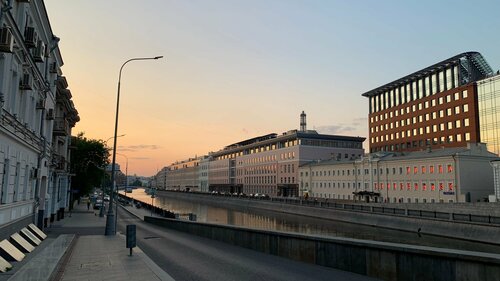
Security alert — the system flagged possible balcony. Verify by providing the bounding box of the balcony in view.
[53,117,69,136]
[52,155,66,171]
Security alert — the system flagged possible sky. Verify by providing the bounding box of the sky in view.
[43,0,500,176]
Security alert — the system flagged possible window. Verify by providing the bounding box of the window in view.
[406,167,410,174]
[455,106,460,114]
[422,183,427,191]
[463,104,469,112]
[447,108,452,116]
[448,182,454,191]
[454,92,460,100]
[456,120,461,128]
[431,183,435,191]
[447,164,453,173]
[438,165,443,173]
[429,166,434,174]
[421,166,426,174]
[446,95,451,102]
[439,183,444,191]
[413,166,418,174]
[465,132,471,141]
[414,183,419,190]
[464,118,470,127]
[407,183,411,190]
[463,90,468,98]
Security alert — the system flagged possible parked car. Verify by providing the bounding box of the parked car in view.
[103,195,110,202]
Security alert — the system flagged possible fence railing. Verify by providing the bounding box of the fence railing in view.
[171,191,500,226]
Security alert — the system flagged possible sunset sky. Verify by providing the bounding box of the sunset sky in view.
[44,0,500,176]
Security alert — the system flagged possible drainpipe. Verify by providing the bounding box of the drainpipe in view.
[452,154,459,202]
[34,36,59,229]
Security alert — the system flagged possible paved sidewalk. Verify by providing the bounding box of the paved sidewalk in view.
[7,201,174,281]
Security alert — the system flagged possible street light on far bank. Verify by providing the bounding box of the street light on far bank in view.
[105,56,163,236]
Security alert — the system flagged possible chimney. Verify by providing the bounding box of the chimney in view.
[300,111,307,132]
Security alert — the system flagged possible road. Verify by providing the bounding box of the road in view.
[116,206,380,281]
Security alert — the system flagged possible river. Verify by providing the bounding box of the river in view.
[123,188,500,254]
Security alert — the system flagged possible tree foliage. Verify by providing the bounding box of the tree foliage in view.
[70,132,110,196]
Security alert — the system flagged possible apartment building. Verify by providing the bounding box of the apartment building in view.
[0,0,78,233]
[299,143,498,203]
[363,52,494,153]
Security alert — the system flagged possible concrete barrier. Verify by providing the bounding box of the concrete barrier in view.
[145,216,500,281]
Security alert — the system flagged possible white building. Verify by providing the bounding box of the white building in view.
[299,143,498,203]
[0,0,78,232]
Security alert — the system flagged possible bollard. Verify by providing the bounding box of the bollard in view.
[126,225,136,256]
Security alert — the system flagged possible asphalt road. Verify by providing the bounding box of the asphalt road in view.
[116,207,380,281]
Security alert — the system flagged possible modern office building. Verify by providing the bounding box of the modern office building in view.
[0,0,78,233]
[299,143,498,203]
[362,52,494,153]
[477,73,500,155]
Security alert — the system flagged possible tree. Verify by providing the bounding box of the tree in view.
[70,132,110,197]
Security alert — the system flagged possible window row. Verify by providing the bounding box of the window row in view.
[372,129,471,144]
[302,163,453,178]
[370,69,461,113]
[371,104,469,128]
[374,182,454,192]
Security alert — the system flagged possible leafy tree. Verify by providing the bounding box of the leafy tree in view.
[70,132,110,198]
[131,178,143,187]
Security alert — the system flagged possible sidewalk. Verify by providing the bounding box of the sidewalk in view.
[8,201,174,281]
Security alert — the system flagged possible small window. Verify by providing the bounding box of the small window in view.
[447,164,453,173]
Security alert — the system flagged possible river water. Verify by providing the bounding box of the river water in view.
[124,188,500,254]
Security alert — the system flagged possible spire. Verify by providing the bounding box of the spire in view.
[300,111,307,132]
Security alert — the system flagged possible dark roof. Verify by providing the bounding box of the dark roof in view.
[212,131,366,157]
[362,52,493,98]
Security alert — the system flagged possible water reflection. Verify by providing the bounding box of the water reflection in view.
[124,189,500,254]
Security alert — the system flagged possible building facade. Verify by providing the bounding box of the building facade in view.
[299,143,498,203]
[166,157,202,191]
[477,73,500,155]
[363,52,494,153]
[0,0,78,233]
[154,113,365,197]
[209,130,365,196]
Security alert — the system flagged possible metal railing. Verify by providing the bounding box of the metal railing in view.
[175,190,500,226]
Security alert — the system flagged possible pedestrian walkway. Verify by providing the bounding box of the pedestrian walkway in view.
[3,201,174,281]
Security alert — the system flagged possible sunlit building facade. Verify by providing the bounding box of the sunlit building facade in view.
[300,143,498,203]
[209,129,365,196]
[363,52,494,153]
[165,157,202,191]
[155,113,366,197]
[477,73,500,155]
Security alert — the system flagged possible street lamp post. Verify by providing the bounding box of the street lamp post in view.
[115,153,128,231]
[99,134,125,218]
[105,56,163,236]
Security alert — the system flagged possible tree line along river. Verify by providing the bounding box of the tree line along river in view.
[123,188,500,255]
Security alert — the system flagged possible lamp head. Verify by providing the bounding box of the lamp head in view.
[154,56,164,60]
